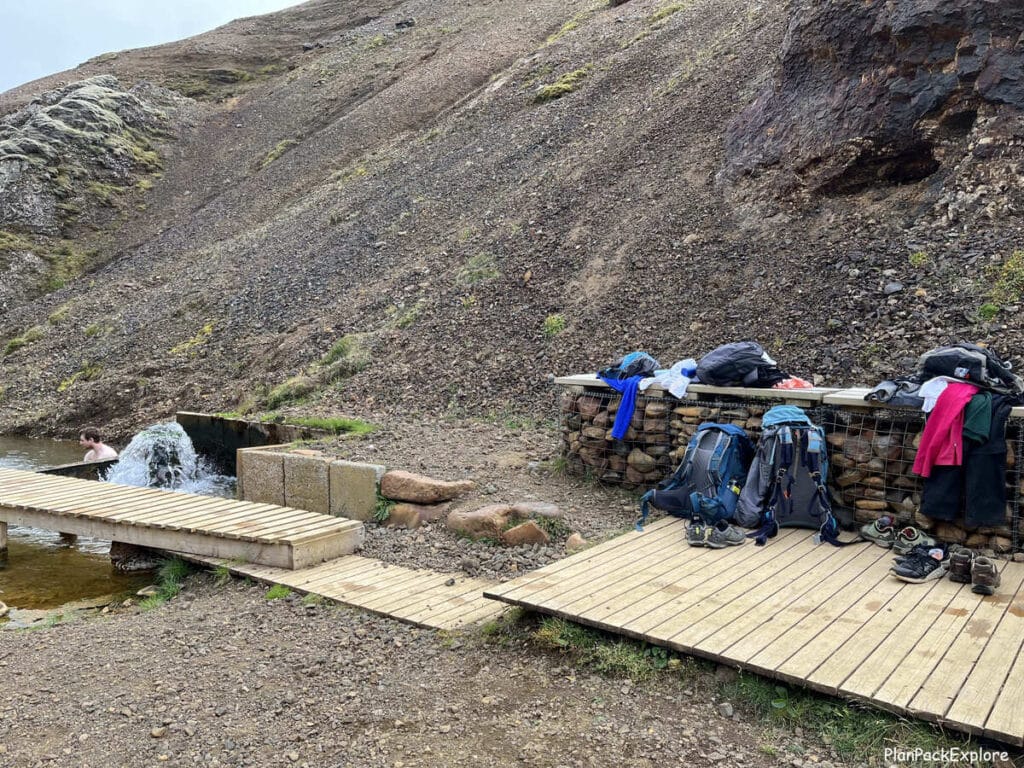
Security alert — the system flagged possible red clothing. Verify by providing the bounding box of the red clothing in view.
[913,382,979,478]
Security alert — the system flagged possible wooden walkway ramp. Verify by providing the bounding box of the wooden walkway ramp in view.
[484,517,1024,746]
[184,554,504,631]
[0,468,363,569]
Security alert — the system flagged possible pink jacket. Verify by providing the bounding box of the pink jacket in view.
[913,382,979,478]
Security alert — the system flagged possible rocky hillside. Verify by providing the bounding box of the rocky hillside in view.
[0,0,1022,437]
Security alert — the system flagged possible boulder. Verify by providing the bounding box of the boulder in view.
[510,502,562,519]
[380,470,475,504]
[627,449,656,473]
[565,533,588,552]
[386,502,449,529]
[501,521,550,547]
[446,505,513,540]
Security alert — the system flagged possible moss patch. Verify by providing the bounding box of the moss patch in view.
[535,67,591,103]
[170,321,215,357]
[260,139,299,170]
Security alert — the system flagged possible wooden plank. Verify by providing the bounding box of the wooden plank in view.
[359,571,464,613]
[225,513,347,541]
[719,544,890,665]
[400,581,497,624]
[485,517,680,601]
[664,539,867,654]
[981,593,1024,743]
[611,532,811,637]
[909,563,1024,727]
[871,579,988,713]
[838,577,967,703]
[539,534,775,628]
[756,560,902,680]
[729,548,888,667]
[374,575,490,618]
[944,588,1024,735]
[806,574,950,695]
[283,557,387,591]
[495,522,708,608]
[0,505,303,568]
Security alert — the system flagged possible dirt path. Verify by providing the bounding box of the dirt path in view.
[0,576,852,768]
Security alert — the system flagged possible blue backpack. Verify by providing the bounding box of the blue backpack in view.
[637,423,754,529]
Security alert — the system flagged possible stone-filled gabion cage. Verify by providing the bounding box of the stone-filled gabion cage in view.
[557,380,1024,553]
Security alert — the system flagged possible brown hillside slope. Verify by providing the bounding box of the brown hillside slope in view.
[0,0,1022,438]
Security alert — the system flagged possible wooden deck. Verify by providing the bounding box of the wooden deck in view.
[184,554,504,631]
[0,467,363,569]
[484,517,1024,745]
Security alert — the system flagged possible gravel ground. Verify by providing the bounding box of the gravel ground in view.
[0,575,861,768]
[314,414,643,580]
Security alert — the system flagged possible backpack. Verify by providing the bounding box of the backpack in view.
[637,423,754,529]
[917,343,1024,396]
[599,351,659,381]
[735,405,855,547]
[696,341,787,388]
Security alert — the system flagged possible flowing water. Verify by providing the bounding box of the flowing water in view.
[0,427,235,623]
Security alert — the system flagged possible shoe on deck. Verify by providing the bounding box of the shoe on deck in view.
[686,522,708,548]
[948,547,975,584]
[706,523,746,549]
[893,526,936,555]
[891,547,947,583]
[971,556,1001,596]
[860,515,896,548]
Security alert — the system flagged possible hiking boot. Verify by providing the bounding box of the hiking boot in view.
[706,523,746,549]
[686,521,708,548]
[971,556,1001,596]
[948,547,975,584]
[893,526,936,555]
[891,547,947,583]
[859,515,896,548]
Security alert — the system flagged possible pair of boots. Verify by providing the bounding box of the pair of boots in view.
[949,548,1001,596]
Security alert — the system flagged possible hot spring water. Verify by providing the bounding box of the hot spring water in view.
[0,423,235,621]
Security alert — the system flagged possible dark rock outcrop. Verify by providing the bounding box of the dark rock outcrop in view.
[722,0,1024,199]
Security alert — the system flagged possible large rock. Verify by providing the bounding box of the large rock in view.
[446,504,513,540]
[722,1,1024,206]
[386,502,449,530]
[380,470,475,504]
[501,520,550,547]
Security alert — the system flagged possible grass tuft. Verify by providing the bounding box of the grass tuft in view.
[265,584,292,600]
[140,557,195,611]
[543,313,566,337]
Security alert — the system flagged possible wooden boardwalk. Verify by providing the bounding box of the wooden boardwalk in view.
[184,554,504,631]
[0,468,363,569]
[484,517,1024,745]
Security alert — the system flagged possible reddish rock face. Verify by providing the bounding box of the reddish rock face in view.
[722,0,1024,197]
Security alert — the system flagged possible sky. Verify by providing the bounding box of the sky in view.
[0,0,305,94]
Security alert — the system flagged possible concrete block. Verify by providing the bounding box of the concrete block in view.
[329,460,385,521]
[237,449,286,506]
[283,453,331,515]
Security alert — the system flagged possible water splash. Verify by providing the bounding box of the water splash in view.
[104,422,235,497]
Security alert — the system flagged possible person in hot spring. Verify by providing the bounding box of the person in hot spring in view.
[79,427,118,462]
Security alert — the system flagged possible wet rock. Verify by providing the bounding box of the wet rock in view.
[380,470,475,504]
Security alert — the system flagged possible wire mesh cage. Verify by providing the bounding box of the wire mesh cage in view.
[557,383,1024,553]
